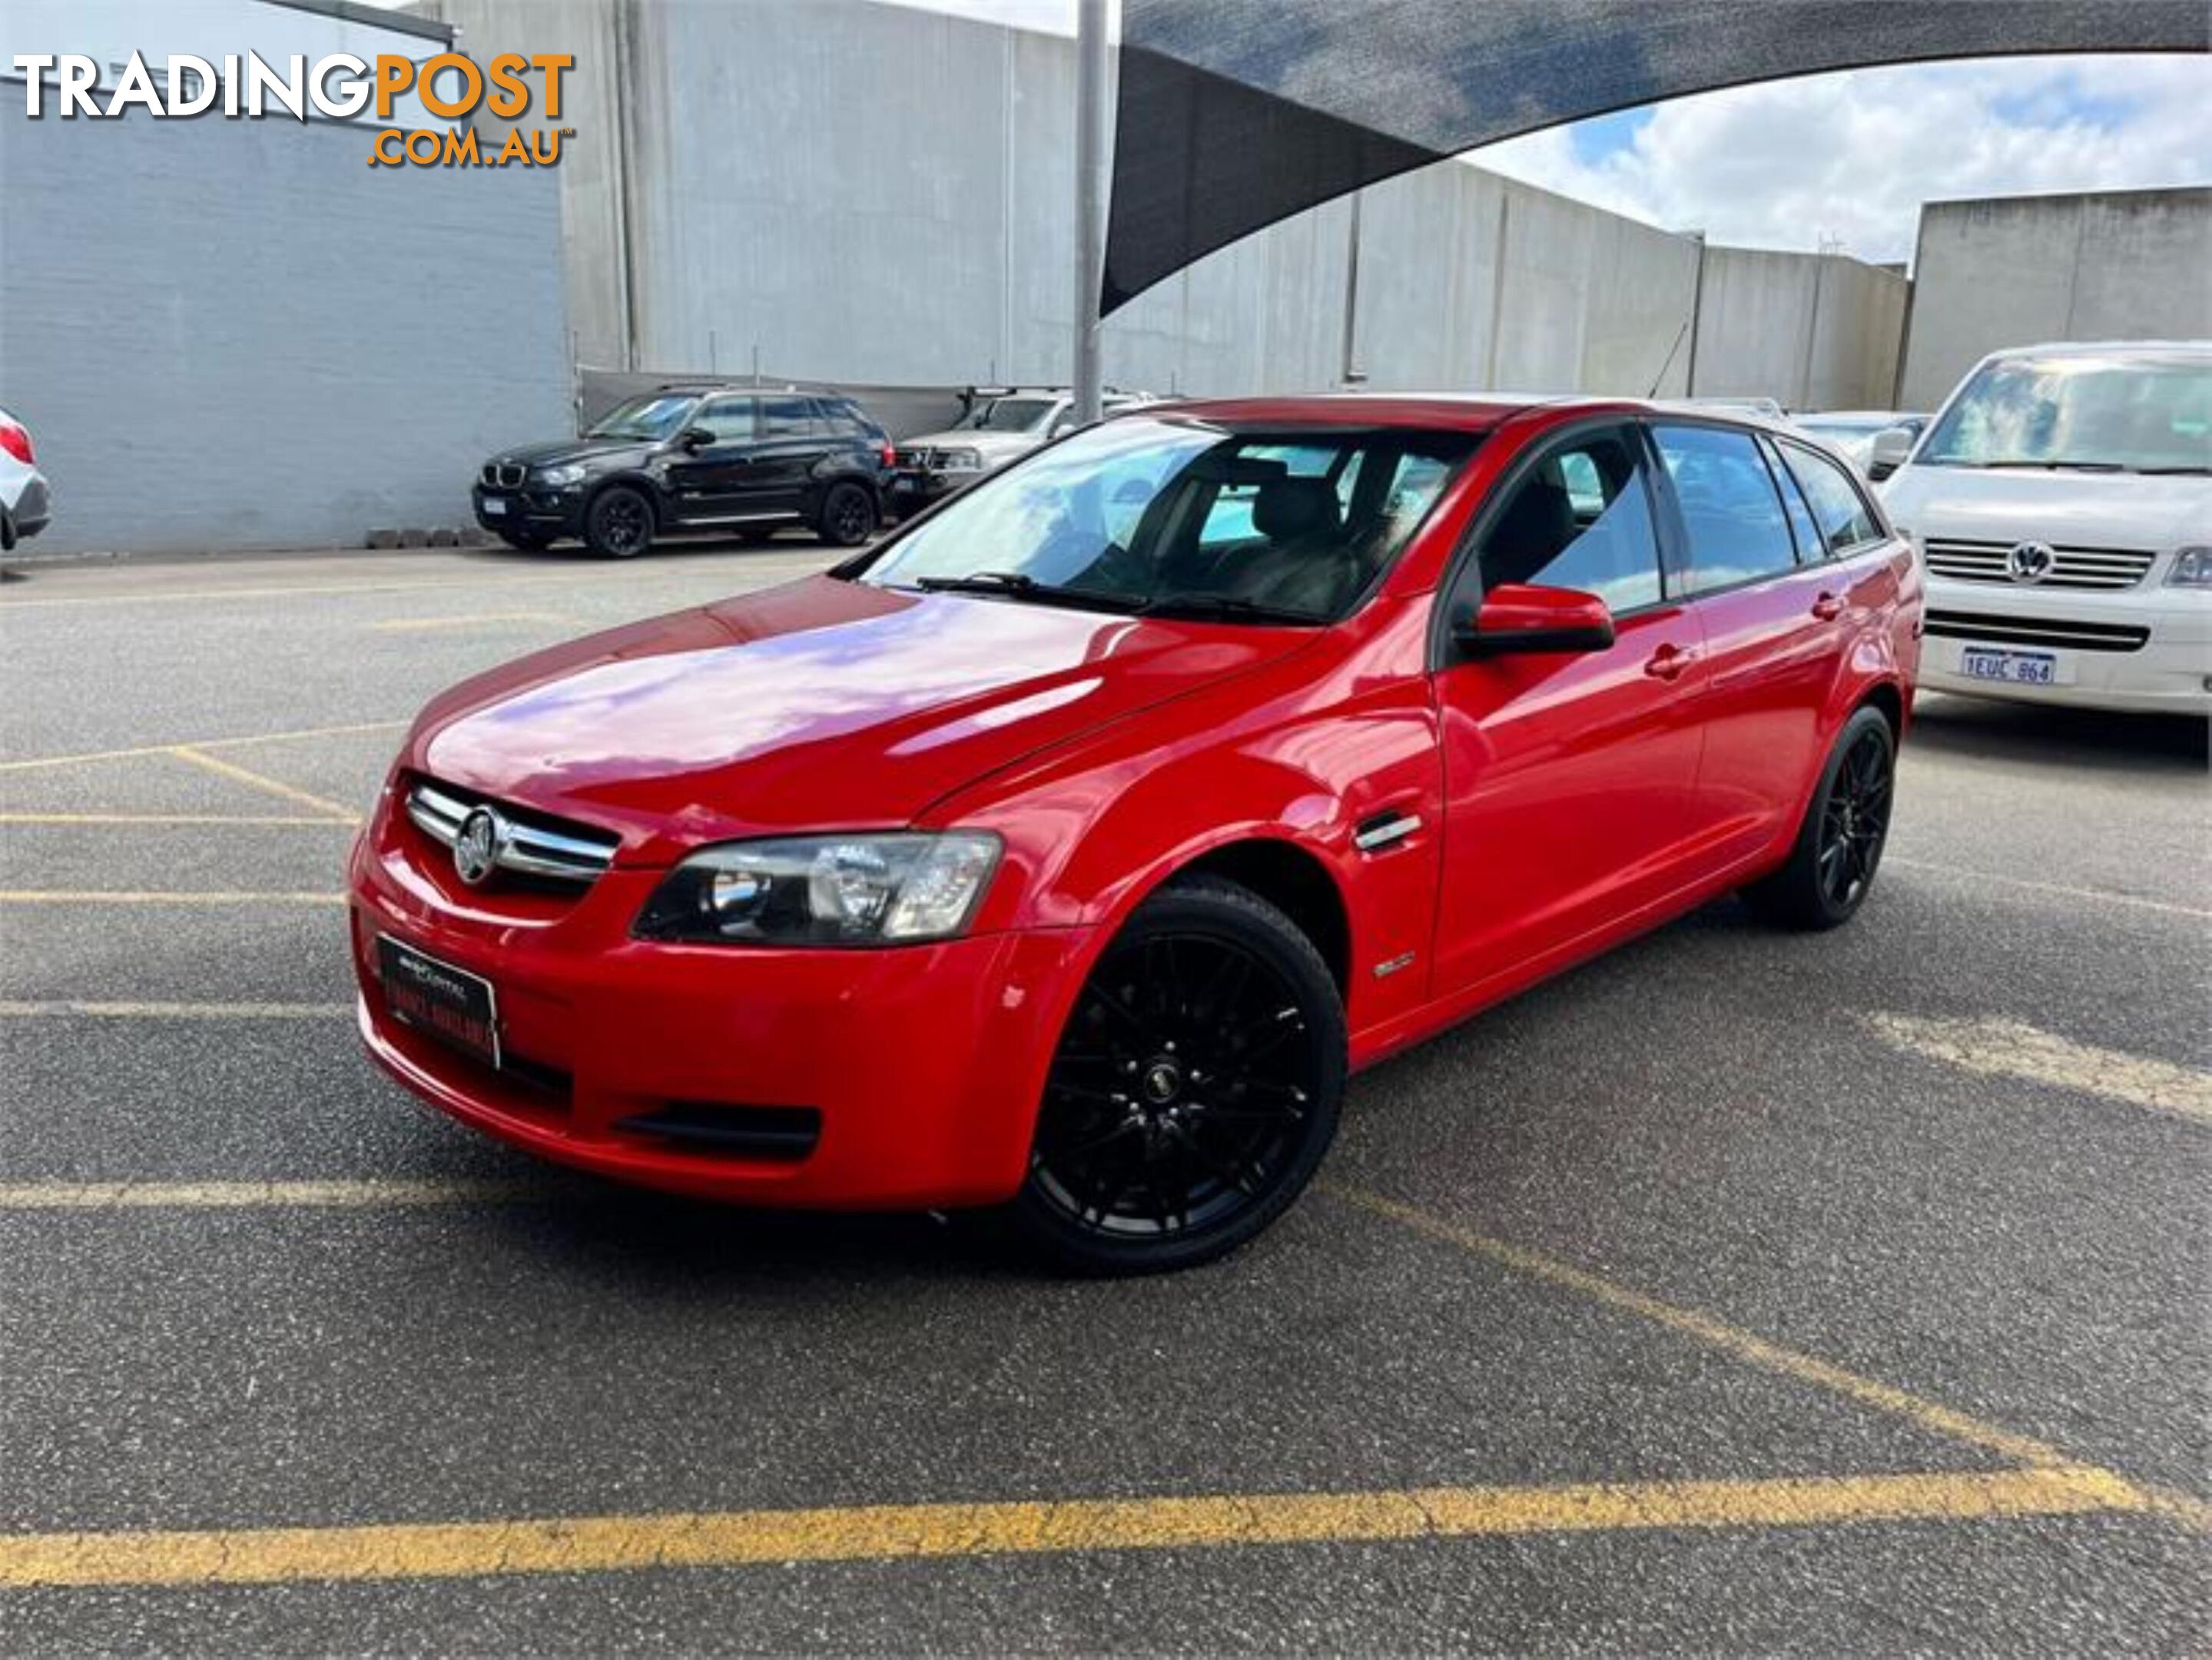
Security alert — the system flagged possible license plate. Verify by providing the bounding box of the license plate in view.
[377,936,500,1067]
[1958,646,2071,686]
[481,496,508,516]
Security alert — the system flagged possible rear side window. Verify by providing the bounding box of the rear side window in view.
[1476,427,1662,613]
[1780,441,1882,553]
[1651,424,1797,595]
[761,397,817,437]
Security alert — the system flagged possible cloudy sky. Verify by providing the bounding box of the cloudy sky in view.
[881,0,2210,267]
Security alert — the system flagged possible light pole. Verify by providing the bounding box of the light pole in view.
[1072,0,1108,423]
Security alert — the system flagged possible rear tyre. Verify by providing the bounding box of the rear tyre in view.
[816,481,876,548]
[583,485,654,559]
[1742,706,1895,931]
[1008,875,1345,1276]
[497,529,553,552]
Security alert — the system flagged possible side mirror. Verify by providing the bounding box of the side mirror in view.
[678,427,718,450]
[1868,427,1915,480]
[1452,583,1616,658]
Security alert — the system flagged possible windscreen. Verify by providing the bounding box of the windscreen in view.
[585,394,698,441]
[1919,354,2212,474]
[861,417,1477,622]
[957,397,1059,433]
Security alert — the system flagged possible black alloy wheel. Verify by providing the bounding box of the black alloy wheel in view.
[1010,875,1345,1275]
[1743,705,1896,930]
[817,482,876,547]
[585,485,654,559]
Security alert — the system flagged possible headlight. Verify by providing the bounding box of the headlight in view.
[940,447,983,471]
[536,463,587,487]
[2164,546,2212,589]
[634,832,1002,946]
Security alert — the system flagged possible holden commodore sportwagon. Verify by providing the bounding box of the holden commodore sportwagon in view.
[352,397,1920,1273]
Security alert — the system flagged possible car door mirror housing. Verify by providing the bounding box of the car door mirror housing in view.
[1454,583,1617,657]
[678,427,718,450]
[1868,427,1915,480]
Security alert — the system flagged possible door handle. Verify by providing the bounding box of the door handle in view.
[1643,642,1696,682]
[1810,592,1843,620]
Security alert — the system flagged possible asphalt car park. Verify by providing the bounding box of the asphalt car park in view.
[0,544,2206,1653]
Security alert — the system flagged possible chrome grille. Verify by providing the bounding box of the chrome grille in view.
[406,780,618,885]
[1925,609,2150,653]
[900,447,937,470]
[1922,537,2156,590]
[481,463,526,489]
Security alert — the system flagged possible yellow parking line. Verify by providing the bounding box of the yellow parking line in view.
[1327,1183,2071,1469]
[0,1466,2148,1589]
[0,890,346,905]
[0,720,406,773]
[0,812,355,827]
[0,1000,353,1019]
[1862,1012,2212,1126]
[1886,857,2212,921]
[1331,1184,2212,1534]
[165,746,362,824]
[0,1178,540,1211]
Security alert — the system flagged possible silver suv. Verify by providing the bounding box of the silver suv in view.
[891,387,1152,516]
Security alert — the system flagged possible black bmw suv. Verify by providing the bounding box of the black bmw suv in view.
[473,385,893,557]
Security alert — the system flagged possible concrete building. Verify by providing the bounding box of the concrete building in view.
[432,0,1906,409]
[0,2,570,556]
[1899,188,2212,409]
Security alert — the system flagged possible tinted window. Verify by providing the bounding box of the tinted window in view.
[761,397,816,437]
[1477,428,1661,613]
[1652,424,1796,594]
[694,397,757,443]
[1781,441,1881,553]
[1760,435,1824,562]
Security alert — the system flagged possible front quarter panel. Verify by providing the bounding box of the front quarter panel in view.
[930,597,1444,1041]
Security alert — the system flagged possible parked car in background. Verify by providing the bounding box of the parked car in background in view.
[473,386,894,557]
[890,387,1154,516]
[1881,341,2210,715]
[1680,395,1786,420]
[1793,410,1928,480]
[356,393,1918,1273]
[0,407,51,550]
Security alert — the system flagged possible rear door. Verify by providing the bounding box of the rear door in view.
[1646,420,1847,864]
[744,395,839,516]
[1429,421,1710,996]
[660,395,760,523]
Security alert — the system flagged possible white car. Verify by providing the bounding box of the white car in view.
[1880,342,2210,715]
[0,406,50,550]
[890,388,1152,515]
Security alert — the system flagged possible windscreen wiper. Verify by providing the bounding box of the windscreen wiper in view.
[1975,458,2125,472]
[913,571,1142,613]
[1134,593,1325,626]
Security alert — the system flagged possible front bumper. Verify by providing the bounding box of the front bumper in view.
[472,482,582,540]
[350,808,1095,1210]
[1919,584,2211,715]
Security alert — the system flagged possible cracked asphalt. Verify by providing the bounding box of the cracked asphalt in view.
[1,542,2206,1654]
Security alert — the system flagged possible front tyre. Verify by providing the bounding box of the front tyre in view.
[583,484,655,559]
[815,481,876,547]
[1743,705,1896,931]
[1009,875,1345,1276]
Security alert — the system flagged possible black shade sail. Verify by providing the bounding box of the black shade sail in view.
[1104,0,2209,312]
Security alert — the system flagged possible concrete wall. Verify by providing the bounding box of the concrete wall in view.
[0,103,572,554]
[434,0,1902,409]
[1900,188,2212,410]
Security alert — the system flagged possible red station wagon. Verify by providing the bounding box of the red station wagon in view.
[350,397,1921,1273]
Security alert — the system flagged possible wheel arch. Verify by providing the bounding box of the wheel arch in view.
[1167,836,1353,997]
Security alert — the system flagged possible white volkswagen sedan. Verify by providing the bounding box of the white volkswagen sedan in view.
[1881,342,2210,715]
